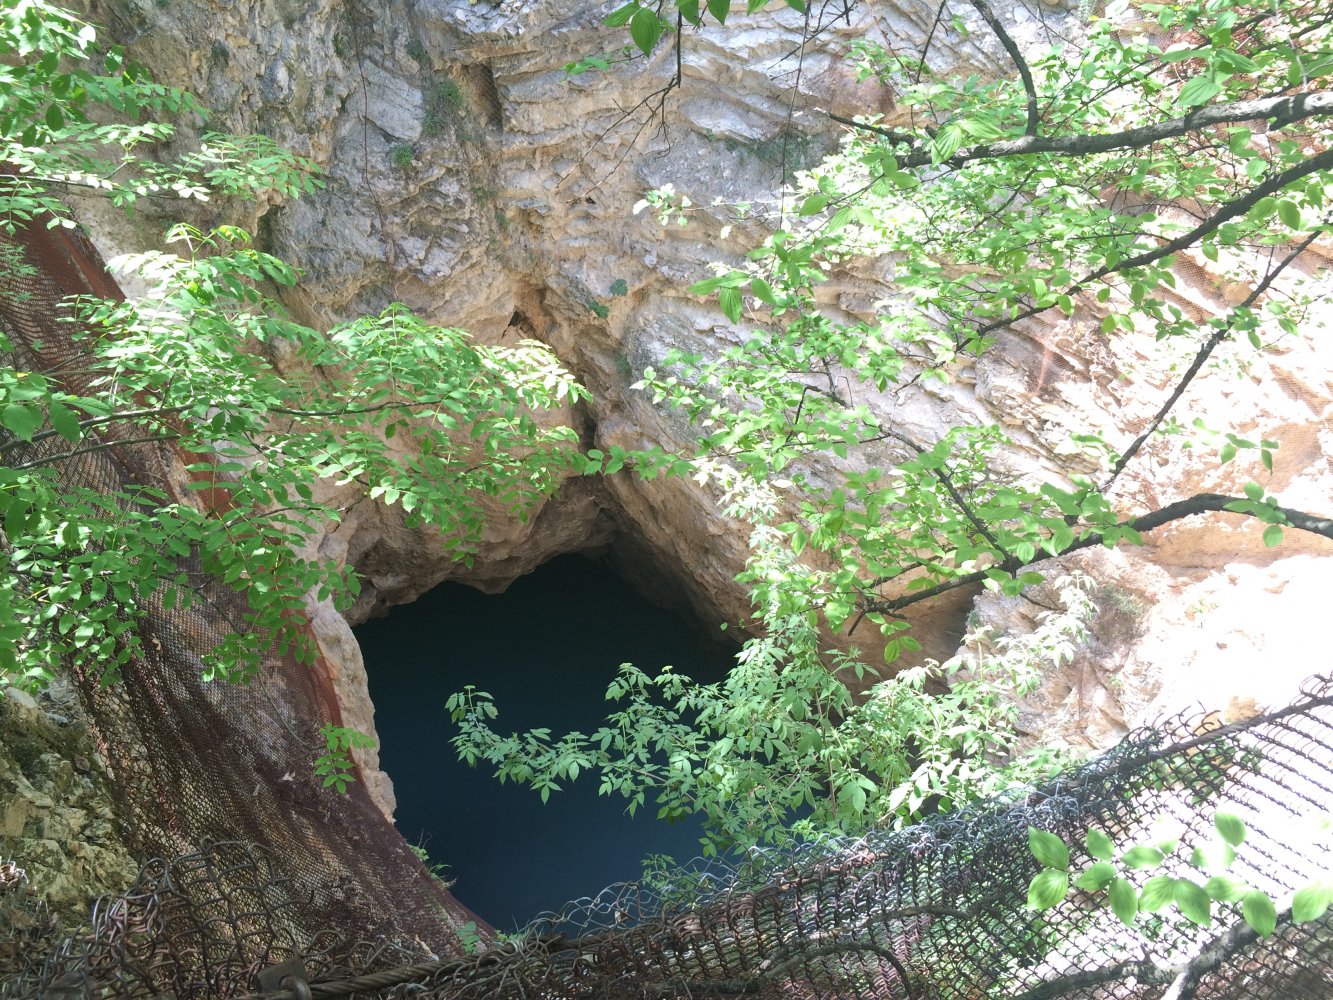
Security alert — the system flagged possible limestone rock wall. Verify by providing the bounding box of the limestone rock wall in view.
[76,0,1333,802]
[0,681,136,934]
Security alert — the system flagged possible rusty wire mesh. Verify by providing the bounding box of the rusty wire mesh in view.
[0,219,480,990]
[3,679,1332,999]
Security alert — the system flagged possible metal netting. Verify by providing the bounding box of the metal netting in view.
[0,218,482,990]
[4,680,1332,999]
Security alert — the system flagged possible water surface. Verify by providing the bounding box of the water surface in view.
[357,554,735,930]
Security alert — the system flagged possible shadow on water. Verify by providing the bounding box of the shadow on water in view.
[355,554,737,931]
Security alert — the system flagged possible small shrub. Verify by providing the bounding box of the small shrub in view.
[390,144,414,170]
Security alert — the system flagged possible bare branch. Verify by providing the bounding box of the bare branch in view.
[969,0,1040,136]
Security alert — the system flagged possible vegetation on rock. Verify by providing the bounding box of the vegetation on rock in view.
[451,0,1333,850]
[0,1,585,696]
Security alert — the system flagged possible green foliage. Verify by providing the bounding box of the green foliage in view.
[0,1,318,229]
[453,0,1333,859]
[422,79,464,136]
[628,0,1333,656]
[451,483,1088,851]
[315,724,376,793]
[0,2,588,701]
[408,842,454,885]
[1026,813,1333,938]
[390,143,415,169]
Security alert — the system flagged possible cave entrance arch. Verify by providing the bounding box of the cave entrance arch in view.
[355,553,736,930]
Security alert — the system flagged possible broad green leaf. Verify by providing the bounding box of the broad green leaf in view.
[1,403,41,441]
[1191,841,1237,872]
[1028,827,1070,870]
[708,0,731,23]
[1263,524,1283,547]
[1073,862,1116,891]
[1138,875,1175,912]
[1204,874,1249,902]
[718,286,743,323]
[1121,845,1164,869]
[1242,889,1277,937]
[1293,880,1333,924]
[1276,199,1302,230]
[1086,828,1115,861]
[1027,868,1069,909]
[1177,74,1221,107]
[1174,879,1212,926]
[1214,811,1246,847]
[603,2,639,26]
[1109,877,1137,927]
[629,8,663,56]
[46,401,82,443]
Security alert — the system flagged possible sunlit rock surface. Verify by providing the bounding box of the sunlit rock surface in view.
[80,0,1333,802]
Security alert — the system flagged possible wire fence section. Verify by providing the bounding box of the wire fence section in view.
[3,678,1331,999]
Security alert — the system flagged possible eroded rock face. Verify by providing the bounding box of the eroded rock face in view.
[0,681,136,930]
[79,0,1333,811]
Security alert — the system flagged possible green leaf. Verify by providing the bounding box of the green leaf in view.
[1242,889,1277,937]
[1177,74,1221,107]
[1293,880,1333,924]
[1073,862,1117,891]
[718,286,743,323]
[629,8,663,56]
[707,0,730,23]
[1121,845,1165,869]
[603,2,639,26]
[1109,877,1138,927]
[1086,828,1115,861]
[931,123,964,163]
[1,403,41,441]
[1028,827,1070,870]
[1138,875,1175,912]
[1027,868,1069,909]
[1191,841,1237,872]
[47,401,82,443]
[750,278,776,306]
[1276,198,1302,230]
[1214,811,1246,847]
[1174,879,1212,926]
[1263,524,1283,547]
[1204,874,1249,902]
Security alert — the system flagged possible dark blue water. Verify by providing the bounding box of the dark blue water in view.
[356,554,736,931]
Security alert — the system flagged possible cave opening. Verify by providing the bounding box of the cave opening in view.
[355,553,737,931]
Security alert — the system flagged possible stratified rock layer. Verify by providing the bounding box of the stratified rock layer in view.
[81,0,1333,807]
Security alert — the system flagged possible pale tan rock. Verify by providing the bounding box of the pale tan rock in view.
[73,0,1333,807]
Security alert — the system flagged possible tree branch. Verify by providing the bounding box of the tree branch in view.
[1102,225,1324,490]
[969,0,1040,136]
[890,91,1333,170]
[972,142,1333,342]
[1009,905,1287,1000]
[861,493,1333,616]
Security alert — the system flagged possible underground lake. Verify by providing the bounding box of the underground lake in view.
[356,553,737,930]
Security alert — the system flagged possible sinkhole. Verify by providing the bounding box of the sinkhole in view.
[355,553,737,931]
